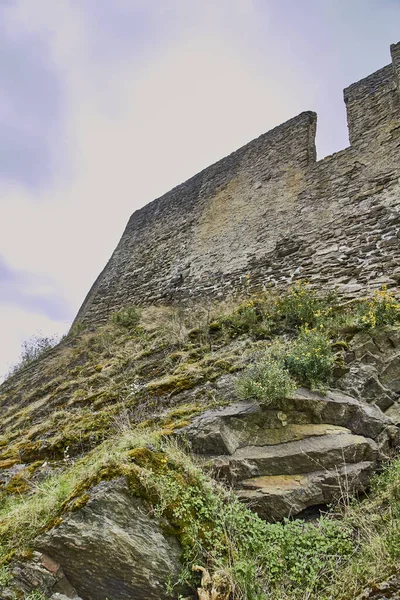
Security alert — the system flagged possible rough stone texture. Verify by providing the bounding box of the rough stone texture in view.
[176,389,394,455]
[237,462,375,521]
[176,389,396,520]
[213,431,378,479]
[356,574,400,599]
[35,477,189,600]
[338,327,400,423]
[0,551,81,600]
[75,42,400,327]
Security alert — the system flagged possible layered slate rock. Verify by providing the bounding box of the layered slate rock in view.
[1,552,82,600]
[238,462,374,521]
[338,327,400,421]
[175,389,396,520]
[35,478,189,600]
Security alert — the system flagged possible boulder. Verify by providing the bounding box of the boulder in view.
[35,477,190,600]
[211,430,377,481]
[381,353,400,393]
[175,388,396,520]
[1,551,80,600]
[338,364,395,411]
[337,328,400,411]
[237,461,375,521]
[176,389,393,456]
[386,401,400,425]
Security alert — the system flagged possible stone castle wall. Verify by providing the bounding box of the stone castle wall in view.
[75,42,400,326]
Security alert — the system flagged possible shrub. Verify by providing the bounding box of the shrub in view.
[284,328,334,389]
[236,354,296,404]
[357,286,400,329]
[260,517,353,591]
[277,281,334,330]
[217,298,262,335]
[110,306,141,328]
[213,294,276,340]
[7,334,60,377]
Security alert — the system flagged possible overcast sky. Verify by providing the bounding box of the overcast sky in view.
[0,0,399,379]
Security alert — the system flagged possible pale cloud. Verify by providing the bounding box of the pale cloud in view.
[0,2,304,293]
[2,0,302,378]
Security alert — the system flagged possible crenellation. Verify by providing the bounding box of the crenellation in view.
[343,64,399,146]
[74,42,400,327]
[391,41,400,89]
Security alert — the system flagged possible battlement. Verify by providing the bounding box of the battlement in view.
[344,43,400,146]
[391,41,400,87]
[75,42,400,326]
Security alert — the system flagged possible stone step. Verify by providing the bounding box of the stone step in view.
[226,423,351,449]
[283,388,393,440]
[236,461,375,521]
[175,388,393,456]
[211,432,377,481]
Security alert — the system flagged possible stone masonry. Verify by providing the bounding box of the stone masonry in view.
[75,42,400,326]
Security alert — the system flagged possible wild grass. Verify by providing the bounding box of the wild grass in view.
[1,423,400,600]
[1,282,400,598]
[6,334,62,380]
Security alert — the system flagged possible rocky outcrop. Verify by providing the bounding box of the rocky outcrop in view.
[1,552,82,600]
[237,461,374,521]
[33,478,189,600]
[338,327,400,420]
[176,388,397,520]
[357,575,400,599]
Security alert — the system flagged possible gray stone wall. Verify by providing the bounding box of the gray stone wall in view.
[75,42,400,326]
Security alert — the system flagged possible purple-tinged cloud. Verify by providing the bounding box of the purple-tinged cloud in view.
[0,255,71,321]
[0,5,66,188]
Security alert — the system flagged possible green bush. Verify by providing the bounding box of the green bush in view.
[284,328,334,389]
[236,354,296,404]
[276,281,334,330]
[211,283,338,339]
[216,298,264,337]
[110,306,141,328]
[357,286,400,329]
[7,334,60,377]
[261,518,353,591]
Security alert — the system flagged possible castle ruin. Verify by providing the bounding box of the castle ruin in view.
[76,42,400,326]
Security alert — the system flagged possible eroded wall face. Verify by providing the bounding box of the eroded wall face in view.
[75,44,400,326]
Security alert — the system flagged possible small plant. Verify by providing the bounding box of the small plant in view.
[213,293,276,340]
[277,281,334,330]
[284,328,334,389]
[217,298,261,336]
[236,354,296,404]
[68,320,87,336]
[110,306,142,328]
[0,565,10,587]
[357,286,400,329]
[24,592,47,600]
[7,334,60,377]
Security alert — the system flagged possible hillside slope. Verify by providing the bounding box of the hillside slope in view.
[1,284,400,600]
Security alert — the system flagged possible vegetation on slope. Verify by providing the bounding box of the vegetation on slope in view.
[0,426,400,599]
[0,282,399,599]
